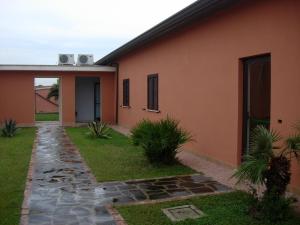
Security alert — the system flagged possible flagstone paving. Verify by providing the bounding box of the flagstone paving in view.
[25,123,231,225]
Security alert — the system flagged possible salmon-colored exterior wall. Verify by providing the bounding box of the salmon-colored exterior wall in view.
[116,0,300,193]
[0,72,35,125]
[0,71,116,126]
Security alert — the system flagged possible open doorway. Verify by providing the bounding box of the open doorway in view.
[75,77,100,123]
[34,77,61,123]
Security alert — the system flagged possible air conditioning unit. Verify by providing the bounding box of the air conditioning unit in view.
[58,54,75,65]
[77,54,94,65]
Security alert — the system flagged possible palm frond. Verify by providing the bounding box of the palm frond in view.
[233,155,268,185]
[293,121,300,133]
[47,83,59,100]
[281,122,300,159]
[233,126,280,185]
[284,135,300,159]
[249,125,280,159]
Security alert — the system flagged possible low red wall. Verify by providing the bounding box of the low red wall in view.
[35,88,58,113]
[0,71,116,126]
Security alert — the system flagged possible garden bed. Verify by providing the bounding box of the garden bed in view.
[66,127,194,182]
[116,191,300,225]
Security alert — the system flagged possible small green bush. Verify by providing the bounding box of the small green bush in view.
[259,189,294,223]
[131,117,191,164]
[1,119,18,137]
[248,188,294,223]
[131,119,154,145]
[87,121,111,139]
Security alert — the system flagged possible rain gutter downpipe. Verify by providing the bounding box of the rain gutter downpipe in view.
[112,62,119,125]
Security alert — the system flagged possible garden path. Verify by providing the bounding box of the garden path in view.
[23,123,230,225]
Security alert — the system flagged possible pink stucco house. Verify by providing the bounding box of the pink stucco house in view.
[0,0,299,193]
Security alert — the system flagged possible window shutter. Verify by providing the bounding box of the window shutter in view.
[147,74,158,110]
[153,75,158,110]
[123,79,129,106]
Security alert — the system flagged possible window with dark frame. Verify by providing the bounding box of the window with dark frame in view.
[123,79,130,107]
[147,74,158,110]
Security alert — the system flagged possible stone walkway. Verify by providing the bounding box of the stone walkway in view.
[23,123,231,225]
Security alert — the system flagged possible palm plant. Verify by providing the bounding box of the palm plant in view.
[47,81,59,100]
[234,126,281,185]
[233,124,300,221]
[234,124,300,193]
[131,117,192,164]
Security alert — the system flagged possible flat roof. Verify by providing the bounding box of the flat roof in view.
[0,64,116,72]
[96,0,240,65]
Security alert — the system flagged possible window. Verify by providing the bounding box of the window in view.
[123,79,130,106]
[147,74,158,110]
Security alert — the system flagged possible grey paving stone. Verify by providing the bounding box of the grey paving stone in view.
[149,192,171,200]
[71,206,91,216]
[166,188,190,195]
[95,221,117,225]
[190,186,215,193]
[28,214,52,225]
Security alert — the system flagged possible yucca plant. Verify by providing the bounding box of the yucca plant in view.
[1,119,19,137]
[87,121,111,139]
[233,124,300,221]
[131,117,192,164]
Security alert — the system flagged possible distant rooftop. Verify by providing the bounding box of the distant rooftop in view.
[0,64,116,72]
[35,85,53,90]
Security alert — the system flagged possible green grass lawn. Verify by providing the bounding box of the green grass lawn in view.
[35,113,59,121]
[66,127,194,182]
[0,128,36,225]
[117,192,300,225]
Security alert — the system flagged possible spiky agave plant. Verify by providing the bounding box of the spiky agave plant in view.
[1,119,19,137]
[87,121,111,139]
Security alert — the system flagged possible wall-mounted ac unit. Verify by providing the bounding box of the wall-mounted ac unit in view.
[77,54,94,65]
[58,54,75,65]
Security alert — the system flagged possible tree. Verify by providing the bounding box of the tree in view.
[47,81,59,100]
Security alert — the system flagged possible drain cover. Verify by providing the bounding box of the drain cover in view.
[162,204,204,222]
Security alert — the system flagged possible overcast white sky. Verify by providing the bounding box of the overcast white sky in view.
[1,0,195,85]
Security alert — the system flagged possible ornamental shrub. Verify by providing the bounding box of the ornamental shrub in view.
[131,117,191,164]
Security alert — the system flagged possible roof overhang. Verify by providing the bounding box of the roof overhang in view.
[0,65,116,72]
[95,0,241,65]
